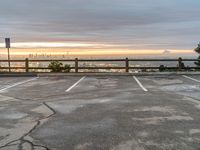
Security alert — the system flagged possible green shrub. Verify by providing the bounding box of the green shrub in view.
[48,61,71,73]
[159,65,165,72]
[63,64,71,72]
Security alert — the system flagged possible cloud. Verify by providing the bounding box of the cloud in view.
[0,0,200,50]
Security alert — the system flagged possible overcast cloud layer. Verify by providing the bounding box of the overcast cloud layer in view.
[0,0,200,50]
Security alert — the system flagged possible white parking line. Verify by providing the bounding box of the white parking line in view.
[65,76,86,92]
[182,75,200,83]
[133,76,148,92]
[0,77,39,92]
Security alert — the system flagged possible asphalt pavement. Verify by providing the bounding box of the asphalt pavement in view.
[0,74,200,150]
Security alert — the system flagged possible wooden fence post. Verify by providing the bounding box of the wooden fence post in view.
[125,57,129,72]
[25,58,29,73]
[75,58,78,73]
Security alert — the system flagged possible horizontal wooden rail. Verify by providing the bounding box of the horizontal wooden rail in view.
[28,59,75,62]
[0,59,199,62]
[0,57,200,73]
[0,60,26,62]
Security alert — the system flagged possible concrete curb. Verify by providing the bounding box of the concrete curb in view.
[38,72,200,77]
[37,72,131,77]
[132,72,200,76]
[0,72,200,77]
[0,73,38,77]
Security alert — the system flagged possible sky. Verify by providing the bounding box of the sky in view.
[0,0,200,55]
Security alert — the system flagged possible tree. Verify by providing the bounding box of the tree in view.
[194,42,200,66]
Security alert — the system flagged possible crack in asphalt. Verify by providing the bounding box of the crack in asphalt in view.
[0,102,56,150]
[0,135,9,142]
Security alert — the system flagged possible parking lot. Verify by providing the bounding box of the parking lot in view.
[0,74,200,150]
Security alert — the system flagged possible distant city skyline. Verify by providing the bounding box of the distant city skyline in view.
[0,0,200,55]
[0,48,195,58]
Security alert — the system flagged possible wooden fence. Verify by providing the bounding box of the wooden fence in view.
[0,57,199,73]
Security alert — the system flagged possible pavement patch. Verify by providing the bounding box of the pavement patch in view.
[132,115,193,125]
[189,129,200,135]
[133,106,176,114]
[111,139,145,150]
[0,112,28,120]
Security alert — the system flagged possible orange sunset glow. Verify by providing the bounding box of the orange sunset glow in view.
[0,42,194,56]
[0,48,194,56]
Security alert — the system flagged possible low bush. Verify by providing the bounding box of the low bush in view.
[159,65,166,72]
[63,64,71,72]
[48,61,71,73]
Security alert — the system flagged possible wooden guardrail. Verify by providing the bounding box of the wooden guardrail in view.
[0,57,200,73]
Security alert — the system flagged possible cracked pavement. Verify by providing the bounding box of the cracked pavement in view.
[0,75,200,150]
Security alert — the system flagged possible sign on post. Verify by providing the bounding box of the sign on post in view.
[5,38,11,72]
[5,38,10,48]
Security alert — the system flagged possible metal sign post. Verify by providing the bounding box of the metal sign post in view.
[5,38,11,72]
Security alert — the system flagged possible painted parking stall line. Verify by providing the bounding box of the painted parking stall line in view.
[65,76,86,92]
[0,77,39,92]
[133,76,148,92]
[182,75,200,83]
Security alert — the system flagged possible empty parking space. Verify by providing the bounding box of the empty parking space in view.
[0,76,84,101]
[0,75,200,150]
[136,75,200,101]
[58,76,146,102]
[0,77,35,89]
[0,77,39,93]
